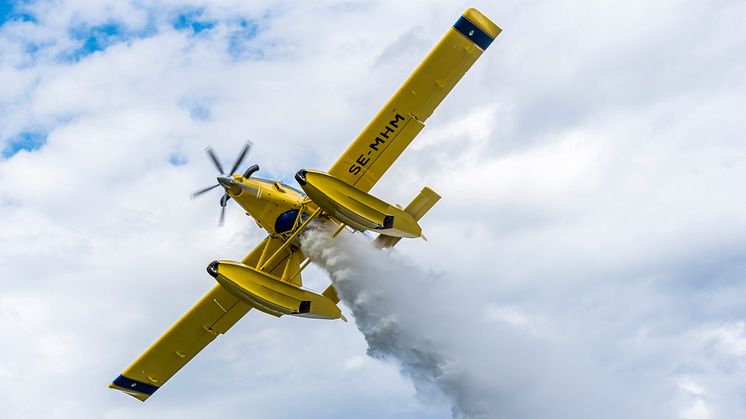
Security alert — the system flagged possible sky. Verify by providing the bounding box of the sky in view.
[1,0,745,418]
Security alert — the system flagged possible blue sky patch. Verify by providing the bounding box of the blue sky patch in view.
[180,97,213,122]
[3,131,47,158]
[61,19,157,62]
[227,19,261,59]
[0,0,37,25]
[168,153,188,166]
[172,9,215,33]
[65,22,124,60]
[189,103,211,121]
[0,1,12,24]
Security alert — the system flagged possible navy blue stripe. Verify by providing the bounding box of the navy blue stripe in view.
[453,16,494,50]
[112,374,159,395]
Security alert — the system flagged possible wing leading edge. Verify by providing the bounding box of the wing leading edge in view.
[110,236,303,401]
[327,8,501,192]
[109,284,251,401]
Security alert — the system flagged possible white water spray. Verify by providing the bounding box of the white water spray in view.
[299,225,713,419]
[301,226,497,418]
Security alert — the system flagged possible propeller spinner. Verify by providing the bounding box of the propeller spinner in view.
[191,142,260,226]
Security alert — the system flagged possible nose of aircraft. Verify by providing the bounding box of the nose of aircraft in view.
[217,175,234,188]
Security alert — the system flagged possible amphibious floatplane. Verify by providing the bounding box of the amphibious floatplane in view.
[110,8,501,401]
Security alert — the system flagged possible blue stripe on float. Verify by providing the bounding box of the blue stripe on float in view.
[453,15,494,50]
[112,374,159,395]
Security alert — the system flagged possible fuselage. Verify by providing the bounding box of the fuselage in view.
[220,174,310,235]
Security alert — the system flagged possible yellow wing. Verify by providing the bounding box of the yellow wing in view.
[327,8,501,192]
[109,235,302,401]
[109,285,250,401]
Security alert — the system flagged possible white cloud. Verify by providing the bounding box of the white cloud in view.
[1,0,746,418]
[695,322,746,357]
[678,376,711,419]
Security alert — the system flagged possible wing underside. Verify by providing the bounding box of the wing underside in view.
[109,284,250,401]
[327,8,501,192]
[110,235,302,401]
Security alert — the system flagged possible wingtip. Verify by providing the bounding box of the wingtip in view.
[109,382,151,402]
[109,374,159,402]
[463,8,502,38]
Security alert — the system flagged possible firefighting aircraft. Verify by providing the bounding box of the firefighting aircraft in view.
[110,8,500,401]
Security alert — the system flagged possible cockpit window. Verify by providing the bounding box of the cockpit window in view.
[253,177,305,195]
[282,183,305,195]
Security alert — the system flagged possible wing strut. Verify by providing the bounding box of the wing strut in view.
[259,207,321,271]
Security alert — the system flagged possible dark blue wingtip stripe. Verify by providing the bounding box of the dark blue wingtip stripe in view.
[453,16,494,50]
[112,374,159,396]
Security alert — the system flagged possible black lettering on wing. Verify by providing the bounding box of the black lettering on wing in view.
[389,113,405,128]
[379,125,395,139]
[356,154,370,166]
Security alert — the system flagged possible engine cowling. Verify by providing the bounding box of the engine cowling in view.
[295,169,423,238]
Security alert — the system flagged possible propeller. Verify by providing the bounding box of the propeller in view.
[191,142,260,226]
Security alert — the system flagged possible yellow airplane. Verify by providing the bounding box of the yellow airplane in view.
[110,8,501,401]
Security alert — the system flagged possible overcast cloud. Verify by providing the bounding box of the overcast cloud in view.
[1,0,745,418]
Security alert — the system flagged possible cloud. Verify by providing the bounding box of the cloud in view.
[1,0,746,418]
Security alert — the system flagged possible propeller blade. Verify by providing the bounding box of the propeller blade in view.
[243,164,259,178]
[236,182,261,198]
[190,183,220,199]
[218,205,226,226]
[229,142,252,175]
[218,193,229,226]
[206,147,225,174]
